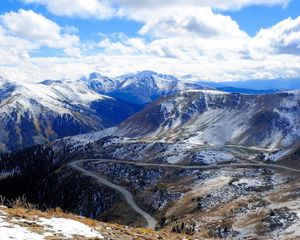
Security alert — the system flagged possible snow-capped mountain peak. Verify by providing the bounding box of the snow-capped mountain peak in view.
[0,77,141,152]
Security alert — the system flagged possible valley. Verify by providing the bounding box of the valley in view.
[65,153,300,239]
[0,71,300,239]
[1,0,300,238]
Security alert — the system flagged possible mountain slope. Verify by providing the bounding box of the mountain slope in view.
[116,90,300,149]
[0,77,140,152]
[0,206,182,240]
[199,78,300,91]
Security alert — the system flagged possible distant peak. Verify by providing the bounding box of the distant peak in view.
[39,79,64,85]
[136,70,159,77]
[137,70,181,81]
[0,75,9,82]
[89,72,106,80]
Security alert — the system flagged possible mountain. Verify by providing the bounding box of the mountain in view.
[81,72,117,93]
[83,72,300,103]
[198,78,300,91]
[0,70,216,152]
[0,76,140,152]
[216,86,280,94]
[1,87,300,240]
[115,90,300,149]
[82,71,213,105]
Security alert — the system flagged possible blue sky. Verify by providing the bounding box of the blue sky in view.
[1,0,299,44]
[225,2,300,36]
[0,0,299,82]
[0,2,142,40]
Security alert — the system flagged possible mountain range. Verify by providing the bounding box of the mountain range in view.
[1,70,300,239]
[0,76,140,152]
[1,71,300,152]
[116,90,300,149]
[82,71,212,104]
[0,71,217,152]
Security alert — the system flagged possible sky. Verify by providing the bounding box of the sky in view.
[0,0,299,82]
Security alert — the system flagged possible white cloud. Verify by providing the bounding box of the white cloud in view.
[95,7,250,62]
[0,1,299,83]
[117,0,290,11]
[22,0,290,18]
[22,0,114,19]
[1,49,300,83]
[136,7,245,38]
[0,9,80,57]
[0,26,32,64]
[251,16,300,56]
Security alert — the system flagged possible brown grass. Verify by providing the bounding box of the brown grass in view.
[0,205,186,240]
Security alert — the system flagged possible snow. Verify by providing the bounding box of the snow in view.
[65,127,117,147]
[183,108,247,147]
[166,152,189,164]
[0,210,103,240]
[153,75,176,90]
[0,78,111,117]
[185,89,228,95]
[280,211,300,240]
[0,212,44,240]
[39,217,103,239]
[194,150,234,164]
[160,101,175,114]
[232,178,264,188]
[263,148,293,162]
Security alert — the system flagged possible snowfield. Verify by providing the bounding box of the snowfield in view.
[194,149,234,164]
[0,208,103,240]
[262,148,294,162]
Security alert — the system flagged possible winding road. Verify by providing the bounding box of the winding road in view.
[69,158,300,229]
[76,158,300,173]
[69,160,158,229]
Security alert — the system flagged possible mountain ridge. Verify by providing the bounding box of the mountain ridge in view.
[0,77,140,152]
[107,89,300,149]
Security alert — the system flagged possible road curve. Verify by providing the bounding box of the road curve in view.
[85,158,300,174]
[69,160,158,230]
[69,158,300,230]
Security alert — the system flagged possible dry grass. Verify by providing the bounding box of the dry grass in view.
[0,205,186,240]
[6,195,38,210]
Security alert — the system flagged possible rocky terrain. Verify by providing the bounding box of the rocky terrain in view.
[81,159,300,239]
[0,140,299,239]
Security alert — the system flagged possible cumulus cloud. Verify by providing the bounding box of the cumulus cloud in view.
[251,16,300,56]
[0,9,80,57]
[22,0,291,18]
[135,7,247,39]
[0,0,299,83]
[22,0,114,19]
[94,6,250,63]
[0,26,32,64]
[117,0,290,11]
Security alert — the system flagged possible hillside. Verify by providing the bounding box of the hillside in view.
[116,90,300,149]
[0,76,140,152]
[0,205,184,240]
